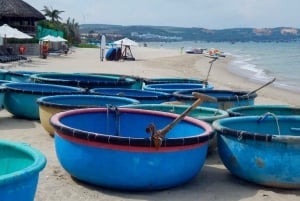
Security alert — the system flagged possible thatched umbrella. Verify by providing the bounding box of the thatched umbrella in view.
[0,0,45,20]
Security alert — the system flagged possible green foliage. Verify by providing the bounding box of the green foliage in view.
[39,6,81,45]
[42,6,64,22]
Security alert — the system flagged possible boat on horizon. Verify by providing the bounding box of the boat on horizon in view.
[185,47,206,54]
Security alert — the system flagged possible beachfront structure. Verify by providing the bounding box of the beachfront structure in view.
[0,0,45,36]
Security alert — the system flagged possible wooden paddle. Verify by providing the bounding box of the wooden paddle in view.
[146,92,217,149]
[204,57,218,87]
[244,77,276,96]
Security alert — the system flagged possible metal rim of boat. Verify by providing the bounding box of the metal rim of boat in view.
[89,88,173,100]
[173,89,257,101]
[227,105,300,117]
[30,73,136,87]
[2,82,85,95]
[36,94,140,109]
[50,107,214,148]
[143,77,204,85]
[213,116,300,142]
[85,73,146,82]
[120,104,229,121]
[5,70,37,77]
[144,83,214,91]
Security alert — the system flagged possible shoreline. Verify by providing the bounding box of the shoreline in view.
[148,41,300,96]
[3,46,300,106]
[1,46,300,200]
[227,55,300,94]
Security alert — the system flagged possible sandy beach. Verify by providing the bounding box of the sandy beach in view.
[1,46,300,201]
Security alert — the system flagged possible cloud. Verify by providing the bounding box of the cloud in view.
[24,0,300,28]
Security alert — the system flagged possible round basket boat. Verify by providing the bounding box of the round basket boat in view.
[213,115,300,189]
[227,105,300,117]
[143,77,204,85]
[0,140,46,201]
[3,83,85,120]
[143,83,214,94]
[5,70,41,83]
[173,89,257,110]
[89,88,173,104]
[50,108,213,190]
[81,73,145,89]
[30,72,136,89]
[37,94,140,135]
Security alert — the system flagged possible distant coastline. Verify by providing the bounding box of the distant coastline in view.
[80,24,300,43]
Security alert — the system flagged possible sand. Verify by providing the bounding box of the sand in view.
[1,46,300,201]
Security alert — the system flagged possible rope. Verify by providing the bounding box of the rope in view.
[235,95,240,106]
[238,131,244,141]
[258,112,281,135]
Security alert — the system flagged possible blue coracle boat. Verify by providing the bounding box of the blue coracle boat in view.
[173,89,257,110]
[143,83,214,93]
[0,140,46,201]
[37,94,140,135]
[4,70,41,83]
[143,77,204,85]
[227,104,300,117]
[213,115,300,189]
[3,82,85,119]
[50,108,213,190]
[89,88,173,104]
[30,72,136,89]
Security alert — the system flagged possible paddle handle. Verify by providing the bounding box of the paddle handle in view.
[246,77,276,96]
[158,97,203,136]
[158,92,216,137]
[204,58,218,85]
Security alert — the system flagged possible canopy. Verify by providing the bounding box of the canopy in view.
[40,35,67,42]
[114,38,138,46]
[0,24,32,39]
[56,36,67,42]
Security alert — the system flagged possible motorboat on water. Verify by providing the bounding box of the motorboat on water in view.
[185,47,206,54]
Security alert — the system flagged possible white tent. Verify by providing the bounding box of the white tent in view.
[113,38,138,46]
[56,36,67,42]
[113,38,138,60]
[0,24,32,39]
[40,35,61,42]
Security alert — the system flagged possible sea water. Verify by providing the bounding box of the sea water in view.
[147,41,300,93]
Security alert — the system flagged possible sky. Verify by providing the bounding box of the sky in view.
[24,0,300,29]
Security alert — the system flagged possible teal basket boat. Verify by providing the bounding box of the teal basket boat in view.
[227,105,300,117]
[0,140,46,201]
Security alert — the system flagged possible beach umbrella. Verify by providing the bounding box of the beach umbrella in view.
[40,35,67,42]
[0,24,32,39]
[56,36,67,42]
[113,38,138,60]
[40,35,60,42]
[113,38,138,46]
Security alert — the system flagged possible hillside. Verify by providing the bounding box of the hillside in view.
[80,24,300,42]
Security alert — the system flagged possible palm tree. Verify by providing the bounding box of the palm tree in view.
[65,17,80,44]
[42,6,64,22]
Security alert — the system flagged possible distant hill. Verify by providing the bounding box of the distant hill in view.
[80,24,300,42]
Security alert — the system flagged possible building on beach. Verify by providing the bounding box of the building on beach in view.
[0,0,45,36]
